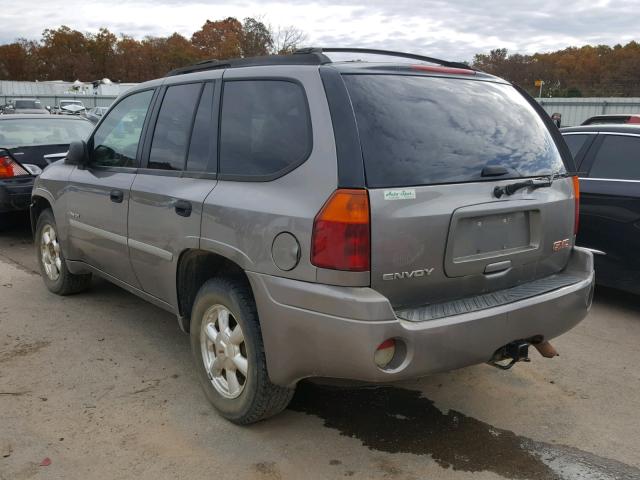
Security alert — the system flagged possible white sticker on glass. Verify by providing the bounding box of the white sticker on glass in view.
[383,189,416,201]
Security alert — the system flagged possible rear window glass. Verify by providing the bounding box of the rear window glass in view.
[0,118,92,148]
[343,74,566,188]
[13,100,43,109]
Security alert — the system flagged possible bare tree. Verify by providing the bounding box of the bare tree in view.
[270,25,307,55]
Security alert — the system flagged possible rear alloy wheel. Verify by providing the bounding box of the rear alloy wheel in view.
[200,304,248,399]
[35,209,91,295]
[191,277,294,424]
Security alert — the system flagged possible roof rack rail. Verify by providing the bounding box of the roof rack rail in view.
[165,59,230,77]
[165,47,470,77]
[294,47,471,70]
[165,52,331,77]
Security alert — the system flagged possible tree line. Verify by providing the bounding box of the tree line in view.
[472,42,640,97]
[0,17,306,83]
[1,19,639,97]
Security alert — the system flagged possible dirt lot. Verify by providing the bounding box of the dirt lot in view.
[1,214,639,480]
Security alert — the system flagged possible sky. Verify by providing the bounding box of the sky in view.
[0,0,638,61]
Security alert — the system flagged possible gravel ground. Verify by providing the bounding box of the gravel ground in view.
[1,214,639,480]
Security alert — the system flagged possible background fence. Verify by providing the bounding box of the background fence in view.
[3,93,640,127]
[537,97,640,126]
[1,94,117,109]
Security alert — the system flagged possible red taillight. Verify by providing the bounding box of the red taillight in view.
[0,154,29,179]
[311,189,370,271]
[572,176,580,235]
[628,116,640,124]
[411,65,476,75]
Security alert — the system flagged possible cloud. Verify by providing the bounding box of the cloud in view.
[0,0,637,61]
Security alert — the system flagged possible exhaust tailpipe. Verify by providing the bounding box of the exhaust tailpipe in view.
[533,341,558,358]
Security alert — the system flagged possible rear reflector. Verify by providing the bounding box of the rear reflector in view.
[411,65,476,75]
[311,189,370,271]
[572,176,580,235]
[374,339,396,368]
[0,154,29,179]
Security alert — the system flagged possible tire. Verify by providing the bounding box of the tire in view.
[190,277,294,424]
[35,208,92,295]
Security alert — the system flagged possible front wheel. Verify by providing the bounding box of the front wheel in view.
[35,209,91,295]
[190,277,294,424]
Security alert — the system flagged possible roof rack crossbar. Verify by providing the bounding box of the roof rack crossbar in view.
[294,47,471,70]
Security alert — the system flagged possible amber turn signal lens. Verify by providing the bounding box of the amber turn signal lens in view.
[311,189,370,271]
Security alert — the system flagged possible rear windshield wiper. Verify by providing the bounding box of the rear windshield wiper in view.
[493,178,552,198]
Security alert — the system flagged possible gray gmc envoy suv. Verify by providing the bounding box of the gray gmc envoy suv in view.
[31,48,595,424]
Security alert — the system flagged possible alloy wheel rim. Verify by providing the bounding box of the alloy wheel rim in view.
[40,224,62,281]
[200,304,248,399]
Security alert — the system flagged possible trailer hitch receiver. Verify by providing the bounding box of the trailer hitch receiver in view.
[489,341,531,370]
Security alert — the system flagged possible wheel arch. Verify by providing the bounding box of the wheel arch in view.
[176,248,253,333]
[30,193,54,236]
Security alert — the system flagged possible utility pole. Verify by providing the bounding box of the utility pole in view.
[535,79,544,99]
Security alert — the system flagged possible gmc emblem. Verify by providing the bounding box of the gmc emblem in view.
[552,239,571,252]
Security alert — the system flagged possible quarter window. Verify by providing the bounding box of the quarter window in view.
[563,134,589,161]
[219,80,311,178]
[91,90,153,168]
[149,83,202,171]
[589,135,640,180]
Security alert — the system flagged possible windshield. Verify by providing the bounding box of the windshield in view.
[14,100,44,110]
[0,119,93,148]
[342,74,566,188]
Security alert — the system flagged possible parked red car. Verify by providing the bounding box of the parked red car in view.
[581,114,640,125]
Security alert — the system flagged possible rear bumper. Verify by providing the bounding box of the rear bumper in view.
[0,177,34,213]
[249,247,594,387]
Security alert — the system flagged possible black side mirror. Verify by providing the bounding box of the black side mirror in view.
[65,140,89,168]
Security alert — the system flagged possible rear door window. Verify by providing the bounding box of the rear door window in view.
[186,82,215,173]
[342,74,566,188]
[148,83,202,171]
[588,135,640,180]
[219,80,311,178]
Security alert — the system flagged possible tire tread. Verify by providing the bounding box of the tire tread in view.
[36,209,91,296]
[192,277,294,424]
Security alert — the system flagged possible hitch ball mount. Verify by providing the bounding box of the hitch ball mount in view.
[488,337,558,370]
[489,341,531,370]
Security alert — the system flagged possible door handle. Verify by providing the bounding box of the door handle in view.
[110,189,124,203]
[174,199,192,217]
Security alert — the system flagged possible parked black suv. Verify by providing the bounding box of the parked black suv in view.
[562,124,640,293]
